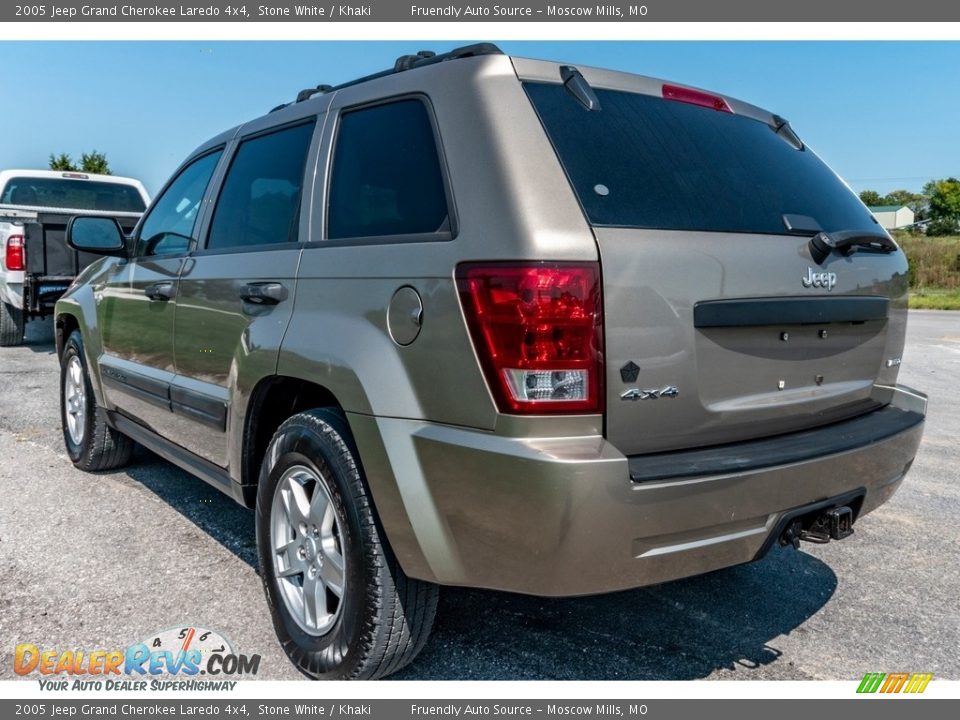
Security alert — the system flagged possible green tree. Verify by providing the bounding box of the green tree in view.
[858,190,884,206]
[883,189,927,220]
[79,150,111,175]
[924,178,960,236]
[48,152,77,171]
[48,150,112,174]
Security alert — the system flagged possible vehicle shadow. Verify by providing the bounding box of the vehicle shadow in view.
[22,318,56,353]
[122,454,259,568]
[394,547,837,680]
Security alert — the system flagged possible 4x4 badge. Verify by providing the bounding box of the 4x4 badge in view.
[620,386,679,401]
[802,266,837,291]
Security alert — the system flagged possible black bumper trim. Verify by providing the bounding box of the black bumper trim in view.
[628,405,924,484]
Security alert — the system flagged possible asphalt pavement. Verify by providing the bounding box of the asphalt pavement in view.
[0,311,957,681]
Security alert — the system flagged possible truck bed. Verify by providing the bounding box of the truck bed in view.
[21,211,140,316]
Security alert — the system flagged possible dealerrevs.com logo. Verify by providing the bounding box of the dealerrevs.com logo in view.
[14,626,260,691]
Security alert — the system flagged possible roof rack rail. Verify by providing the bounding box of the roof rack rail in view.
[269,43,503,113]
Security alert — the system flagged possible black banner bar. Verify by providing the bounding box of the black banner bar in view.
[4,1,960,23]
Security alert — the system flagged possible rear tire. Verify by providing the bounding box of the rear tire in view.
[0,301,24,347]
[256,408,439,680]
[60,330,134,471]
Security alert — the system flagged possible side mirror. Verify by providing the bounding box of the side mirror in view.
[66,216,128,257]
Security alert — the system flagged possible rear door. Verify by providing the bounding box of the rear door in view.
[169,119,318,467]
[523,74,908,455]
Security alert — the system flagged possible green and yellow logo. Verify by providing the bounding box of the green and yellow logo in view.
[857,672,933,694]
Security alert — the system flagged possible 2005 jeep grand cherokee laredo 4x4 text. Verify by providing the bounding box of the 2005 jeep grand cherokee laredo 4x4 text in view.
[54,45,926,680]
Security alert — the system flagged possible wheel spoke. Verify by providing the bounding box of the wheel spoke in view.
[302,572,326,629]
[274,534,297,555]
[276,563,303,579]
[276,564,303,579]
[282,480,310,528]
[320,550,344,596]
[275,540,303,578]
[320,502,336,535]
[309,482,329,523]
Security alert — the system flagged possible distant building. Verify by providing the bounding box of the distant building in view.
[868,205,915,230]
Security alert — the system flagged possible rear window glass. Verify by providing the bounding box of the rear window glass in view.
[524,82,878,236]
[0,177,145,212]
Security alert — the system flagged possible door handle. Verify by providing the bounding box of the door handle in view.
[144,281,175,301]
[239,282,288,305]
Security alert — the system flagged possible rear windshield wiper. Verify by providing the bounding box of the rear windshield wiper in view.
[809,230,898,264]
[782,215,898,264]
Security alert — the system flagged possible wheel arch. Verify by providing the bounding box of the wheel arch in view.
[239,374,435,583]
[54,307,109,408]
[55,311,80,359]
[240,375,344,507]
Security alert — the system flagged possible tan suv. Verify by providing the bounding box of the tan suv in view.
[55,44,926,679]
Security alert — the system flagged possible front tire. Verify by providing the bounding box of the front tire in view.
[60,330,134,471]
[0,301,24,347]
[256,408,438,680]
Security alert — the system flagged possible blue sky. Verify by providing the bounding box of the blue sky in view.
[0,41,956,198]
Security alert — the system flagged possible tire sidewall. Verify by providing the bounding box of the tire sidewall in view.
[0,301,25,346]
[60,332,95,464]
[256,414,370,679]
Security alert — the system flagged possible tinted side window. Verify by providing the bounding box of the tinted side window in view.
[138,151,222,257]
[328,99,450,240]
[206,122,315,251]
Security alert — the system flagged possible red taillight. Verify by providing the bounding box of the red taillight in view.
[5,235,24,271]
[662,83,733,113]
[456,262,604,415]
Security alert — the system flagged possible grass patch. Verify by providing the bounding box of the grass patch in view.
[895,234,960,290]
[909,288,960,310]
[893,234,960,309]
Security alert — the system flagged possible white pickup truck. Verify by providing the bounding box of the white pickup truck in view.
[0,169,149,345]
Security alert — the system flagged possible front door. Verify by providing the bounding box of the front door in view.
[97,150,223,431]
[169,121,317,467]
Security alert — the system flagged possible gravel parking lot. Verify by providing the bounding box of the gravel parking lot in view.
[1,311,957,681]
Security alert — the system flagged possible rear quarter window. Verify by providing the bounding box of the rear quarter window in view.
[327,98,451,240]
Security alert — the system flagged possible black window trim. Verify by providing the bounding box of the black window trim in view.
[315,93,458,247]
[133,145,227,261]
[193,117,319,257]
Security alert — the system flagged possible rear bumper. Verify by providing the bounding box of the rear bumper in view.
[23,275,73,315]
[351,384,925,596]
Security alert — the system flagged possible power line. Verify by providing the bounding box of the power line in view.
[846,176,948,183]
